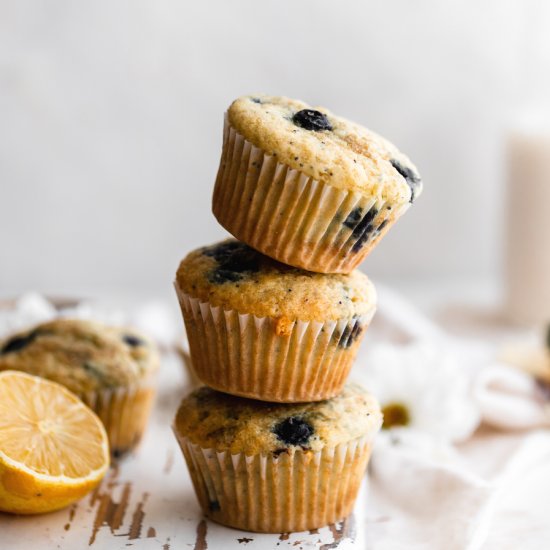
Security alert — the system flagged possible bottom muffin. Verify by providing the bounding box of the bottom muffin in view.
[0,319,160,457]
[173,384,381,533]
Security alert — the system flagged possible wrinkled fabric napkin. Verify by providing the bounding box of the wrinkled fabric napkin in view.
[355,285,550,550]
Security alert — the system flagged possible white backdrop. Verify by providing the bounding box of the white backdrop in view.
[1,1,549,296]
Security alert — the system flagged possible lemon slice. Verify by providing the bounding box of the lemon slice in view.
[0,370,109,514]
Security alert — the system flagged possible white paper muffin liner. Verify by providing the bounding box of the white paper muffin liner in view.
[175,289,375,403]
[174,433,374,533]
[212,118,410,274]
[81,376,157,457]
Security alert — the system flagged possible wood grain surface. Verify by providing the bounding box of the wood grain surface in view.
[0,351,363,549]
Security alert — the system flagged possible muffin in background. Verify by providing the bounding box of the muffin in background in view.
[175,239,376,403]
[212,94,422,274]
[173,383,381,533]
[0,318,160,457]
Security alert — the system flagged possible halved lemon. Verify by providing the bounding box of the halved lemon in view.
[0,370,109,514]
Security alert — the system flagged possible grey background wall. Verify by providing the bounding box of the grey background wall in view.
[1,0,549,296]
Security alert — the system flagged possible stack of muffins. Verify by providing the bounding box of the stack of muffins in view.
[173,95,423,533]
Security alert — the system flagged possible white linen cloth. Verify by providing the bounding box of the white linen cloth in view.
[357,286,550,549]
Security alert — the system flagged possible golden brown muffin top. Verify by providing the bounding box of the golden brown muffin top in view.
[175,240,377,322]
[0,318,160,394]
[227,94,422,204]
[174,383,381,455]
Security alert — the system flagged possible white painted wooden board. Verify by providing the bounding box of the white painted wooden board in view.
[0,352,365,549]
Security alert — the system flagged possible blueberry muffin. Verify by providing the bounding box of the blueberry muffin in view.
[174,240,376,402]
[173,383,381,533]
[0,319,160,457]
[212,94,422,274]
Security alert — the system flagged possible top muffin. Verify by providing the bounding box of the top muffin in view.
[175,239,376,322]
[228,94,422,203]
[0,319,159,394]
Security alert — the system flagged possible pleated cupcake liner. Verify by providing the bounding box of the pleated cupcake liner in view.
[174,433,375,533]
[175,289,375,403]
[81,377,157,457]
[212,118,410,274]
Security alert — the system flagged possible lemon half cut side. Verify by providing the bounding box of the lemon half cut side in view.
[0,370,109,514]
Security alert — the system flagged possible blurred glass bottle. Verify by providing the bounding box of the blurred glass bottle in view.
[505,1,550,324]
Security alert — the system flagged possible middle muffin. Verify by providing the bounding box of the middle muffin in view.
[175,239,376,402]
